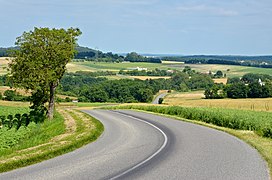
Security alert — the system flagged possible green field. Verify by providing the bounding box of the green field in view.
[2,59,272,77]
[67,61,168,72]
[166,63,272,77]
[0,105,29,116]
[66,61,272,78]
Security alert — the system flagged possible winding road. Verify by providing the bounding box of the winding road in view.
[0,110,269,180]
[152,93,167,104]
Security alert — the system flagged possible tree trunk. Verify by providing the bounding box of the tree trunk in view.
[47,82,57,120]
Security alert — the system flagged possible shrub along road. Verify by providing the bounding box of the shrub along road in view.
[0,110,269,179]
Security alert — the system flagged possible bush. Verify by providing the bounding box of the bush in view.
[158,98,164,104]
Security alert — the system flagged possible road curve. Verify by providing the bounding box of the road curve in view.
[0,110,269,180]
[152,93,167,104]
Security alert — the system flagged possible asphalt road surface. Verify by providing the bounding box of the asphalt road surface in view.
[0,110,269,180]
[152,93,167,104]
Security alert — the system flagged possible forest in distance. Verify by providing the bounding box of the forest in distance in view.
[1,46,272,68]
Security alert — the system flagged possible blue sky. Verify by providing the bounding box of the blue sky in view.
[0,0,271,55]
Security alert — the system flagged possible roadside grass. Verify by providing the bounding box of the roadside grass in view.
[0,108,103,172]
[164,91,272,112]
[58,102,118,108]
[105,104,272,177]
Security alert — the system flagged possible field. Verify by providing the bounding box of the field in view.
[130,76,171,80]
[0,57,9,75]
[0,100,30,107]
[0,86,30,96]
[0,105,29,116]
[67,61,272,78]
[1,59,272,78]
[166,63,272,78]
[164,91,272,112]
[66,61,167,73]
[213,78,228,84]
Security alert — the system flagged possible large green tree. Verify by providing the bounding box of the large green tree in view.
[8,27,81,119]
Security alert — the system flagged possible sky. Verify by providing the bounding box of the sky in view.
[0,0,272,55]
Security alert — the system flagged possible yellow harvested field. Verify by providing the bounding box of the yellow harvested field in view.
[0,86,75,100]
[0,100,30,107]
[0,86,30,96]
[66,63,96,72]
[0,57,9,64]
[164,91,272,112]
[213,78,228,84]
[130,76,171,80]
[0,57,9,75]
[161,61,184,64]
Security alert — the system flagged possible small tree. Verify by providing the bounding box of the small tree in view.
[214,70,223,78]
[8,27,81,119]
[158,98,163,104]
[3,90,17,101]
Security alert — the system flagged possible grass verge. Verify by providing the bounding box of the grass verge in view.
[105,105,272,178]
[0,108,103,173]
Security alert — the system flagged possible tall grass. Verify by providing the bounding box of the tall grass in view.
[110,105,272,138]
[0,109,103,173]
[0,106,29,116]
[0,112,65,156]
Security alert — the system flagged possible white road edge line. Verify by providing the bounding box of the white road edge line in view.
[110,111,168,180]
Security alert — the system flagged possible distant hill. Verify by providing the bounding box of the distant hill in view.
[0,46,99,59]
[74,46,99,59]
[1,46,271,66]
[163,55,272,62]
[162,55,272,68]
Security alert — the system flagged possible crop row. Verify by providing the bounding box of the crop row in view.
[0,110,46,130]
[0,123,36,150]
[0,106,29,116]
[112,105,272,138]
[0,114,31,129]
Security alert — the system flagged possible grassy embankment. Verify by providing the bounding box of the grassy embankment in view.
[105,104,272,177]
[0,104,103,172]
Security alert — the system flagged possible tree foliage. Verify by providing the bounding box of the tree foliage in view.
[8,27,81,119]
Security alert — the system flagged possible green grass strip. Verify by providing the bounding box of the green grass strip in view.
[0,109,103,173]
